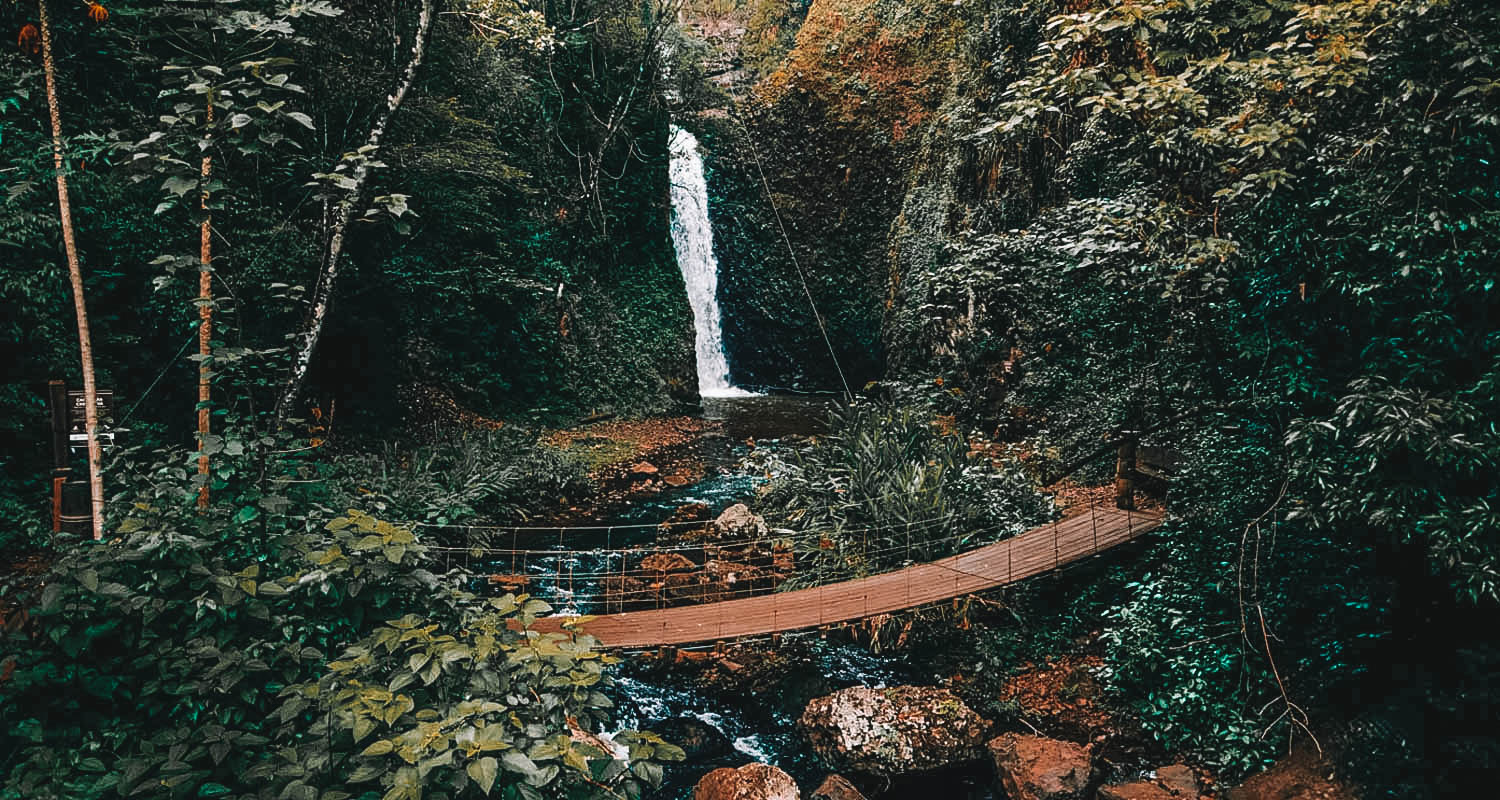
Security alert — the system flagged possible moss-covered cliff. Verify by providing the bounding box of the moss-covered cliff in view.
[674,0,965,391]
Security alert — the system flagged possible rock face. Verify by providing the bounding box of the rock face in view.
[714,503,769,539]
[647,716,733,761]
[987,734,1093,800]
[798,686,991,776]
[692,763,800,800]
[811,774,868,800]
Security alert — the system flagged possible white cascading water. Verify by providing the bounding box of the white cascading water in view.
[668,125,753,398]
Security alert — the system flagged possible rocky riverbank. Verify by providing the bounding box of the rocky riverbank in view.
[682,674,1355,800]
[618,634,1357,800]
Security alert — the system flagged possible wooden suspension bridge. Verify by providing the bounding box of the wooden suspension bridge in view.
[526,503,1160,649]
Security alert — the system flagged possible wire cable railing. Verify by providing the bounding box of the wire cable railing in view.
[410,487,1155,627]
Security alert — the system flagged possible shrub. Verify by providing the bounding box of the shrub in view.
[752,398,1051,587]
[326,428,591,528]
[0,435,677,800]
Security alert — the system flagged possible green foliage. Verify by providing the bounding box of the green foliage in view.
[880,0,1499,784]
[752,398,1051,586]
[0,0,696,539]
[0,437,676,800]
[326,429,590,528]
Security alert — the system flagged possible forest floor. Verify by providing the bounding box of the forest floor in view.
[542,416,722,522]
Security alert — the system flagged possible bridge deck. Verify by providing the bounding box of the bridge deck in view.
[530,506,1160,649]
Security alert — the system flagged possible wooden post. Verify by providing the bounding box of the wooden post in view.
[1115,437,1138,511]
[51,476,65,532]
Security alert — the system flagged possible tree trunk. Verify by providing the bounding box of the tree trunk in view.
[39,0,105,540]
[274,0,433,427]
[197,95,213,509]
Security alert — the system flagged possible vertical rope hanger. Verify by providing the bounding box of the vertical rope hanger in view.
[724,97,854,403]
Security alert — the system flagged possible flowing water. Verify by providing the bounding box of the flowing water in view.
[504,395,999,798]
[557,139,1000,795]
[668,125,754,398]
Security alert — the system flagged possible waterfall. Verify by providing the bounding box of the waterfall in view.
[668,125,753,398]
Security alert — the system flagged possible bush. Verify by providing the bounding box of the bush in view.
[326,429,591,528]
[751,398,1051,587]
[0,435,678,800]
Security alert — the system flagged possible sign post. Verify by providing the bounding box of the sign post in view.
[46,381,115,535]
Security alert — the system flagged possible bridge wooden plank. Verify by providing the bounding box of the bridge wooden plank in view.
[529,507,1160,649]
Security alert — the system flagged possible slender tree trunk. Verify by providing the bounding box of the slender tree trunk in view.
[197,95,214,509]
[39,0,104,540]
[274,0,433,427]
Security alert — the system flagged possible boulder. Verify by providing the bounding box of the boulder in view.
[987,733,1092,800]
[811,774,867,800]
[798,686,991,776]
[704,559,759,585]
[1099,783,1174,800]
[641,552,697,573]
[664,571,712,602]
[1155,765,1200,797]
[631,461,659,477]
[667,502,713,524]
[662,560,781,604]
[1224,745,1350,800]
[647,716,733,760]
[771,544,795,577]
[1098,764,1201,800]
[692,763,800,800]
[715,503,769,539]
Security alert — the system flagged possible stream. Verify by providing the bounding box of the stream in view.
[594,125,1002,798]
[541,395,1002,799]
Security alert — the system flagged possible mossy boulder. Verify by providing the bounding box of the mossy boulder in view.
[797,685,991,776]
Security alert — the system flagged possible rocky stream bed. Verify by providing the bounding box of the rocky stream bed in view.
[534,400,1355,800]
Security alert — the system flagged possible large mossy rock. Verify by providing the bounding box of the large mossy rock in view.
[797,685,991,776]
[714,503,769,539]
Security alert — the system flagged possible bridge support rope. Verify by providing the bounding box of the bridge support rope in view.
[527,504,1160,649]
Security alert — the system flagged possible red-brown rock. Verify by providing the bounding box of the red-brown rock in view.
[692,763,800,800]
[1099,764,1202,800]
[1099,782,1174,800]
[811,774,867,800]
[641,552,697,573]
[986,733,1093,800]
[1156,765,1200,797]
